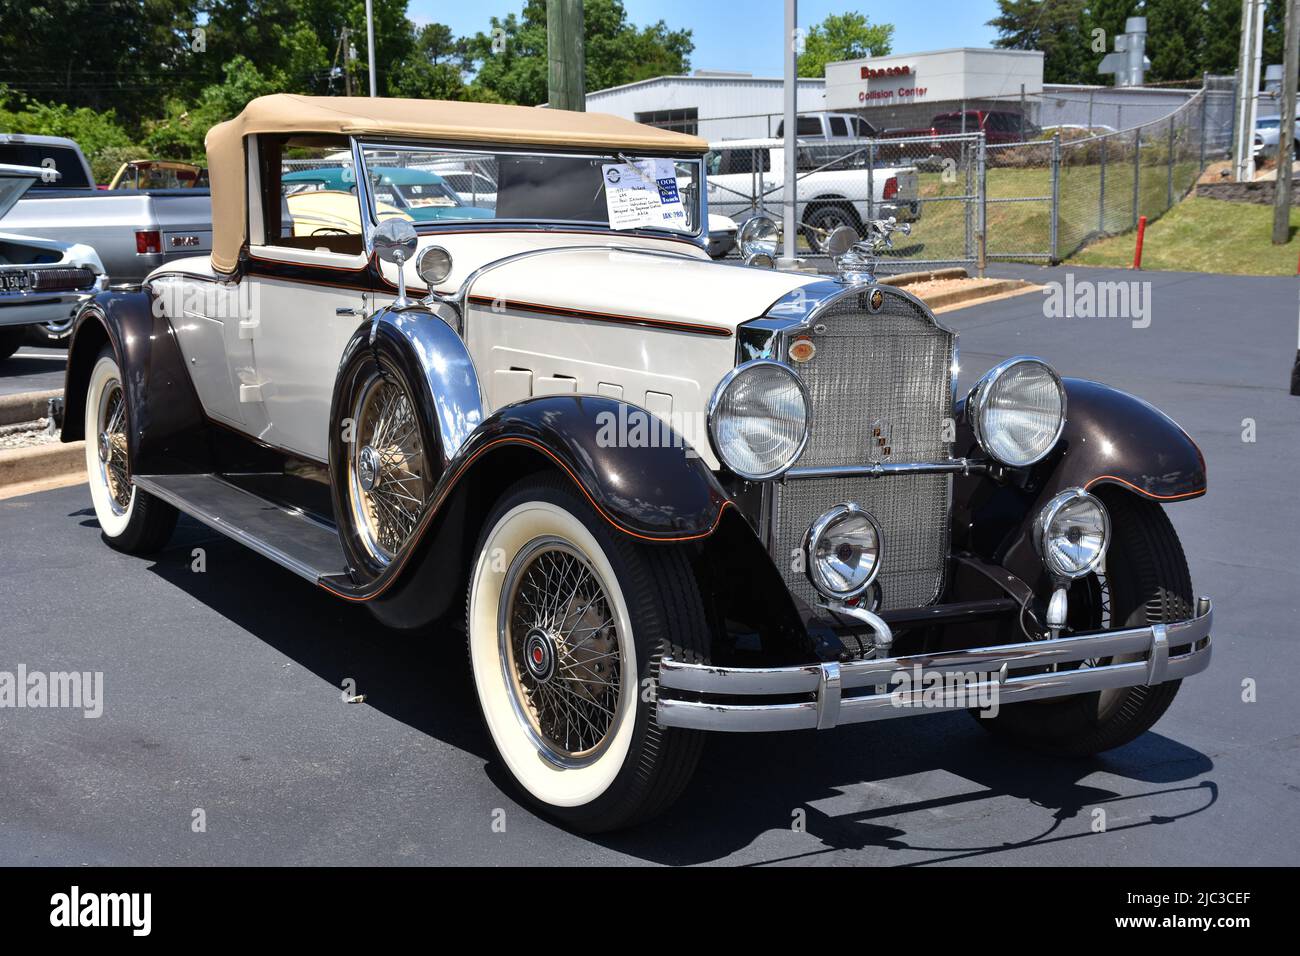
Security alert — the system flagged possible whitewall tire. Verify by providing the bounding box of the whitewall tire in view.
[83,348,177,553]
[467,475,708,832]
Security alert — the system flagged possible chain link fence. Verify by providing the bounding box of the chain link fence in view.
[703,132,983,272]
[991,80,1235,263]
[653,77,1236,273]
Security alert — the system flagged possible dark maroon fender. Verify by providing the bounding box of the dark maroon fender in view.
[953,377,1206,596]
[60,289,214,474]
[319,390,735,616]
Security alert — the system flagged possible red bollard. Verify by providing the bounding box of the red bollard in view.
[1133,215,1147,270]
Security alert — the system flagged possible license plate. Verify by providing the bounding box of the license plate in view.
[0,271,30,293]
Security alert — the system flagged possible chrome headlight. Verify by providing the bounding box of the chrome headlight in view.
[1035,488,1110,579]
[968,357,1066,467]
[707,360,809,480]
[806,503,882,600]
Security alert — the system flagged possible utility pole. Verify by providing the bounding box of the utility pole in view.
[547,0,585,110]
[1273,0,1299,243]
[366,0,377,96]
[1235,0,1265,181]
[340,26,353,97]
[782,0,797,262]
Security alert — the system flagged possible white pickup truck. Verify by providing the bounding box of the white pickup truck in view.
[0,134,213,287]
[704,138,920,253]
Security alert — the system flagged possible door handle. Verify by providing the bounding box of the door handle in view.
[336,307,360,316]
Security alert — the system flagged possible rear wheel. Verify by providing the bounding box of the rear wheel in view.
[466,475,708,832]
[802,204,859,254]
[977,492,1191,755]
[83,348,177,553]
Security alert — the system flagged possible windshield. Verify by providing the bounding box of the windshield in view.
[360,143,702,236]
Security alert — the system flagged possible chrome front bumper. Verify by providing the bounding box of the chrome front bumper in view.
[657,598,1213,732]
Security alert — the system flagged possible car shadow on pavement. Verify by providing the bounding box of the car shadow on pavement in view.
[135,517,492,761]
[132,514,1217,865]
[596,720,1216,865]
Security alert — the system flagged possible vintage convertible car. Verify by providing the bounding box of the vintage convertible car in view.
[61,95,1212,832]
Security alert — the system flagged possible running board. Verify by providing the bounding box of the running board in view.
[132,473,348,583]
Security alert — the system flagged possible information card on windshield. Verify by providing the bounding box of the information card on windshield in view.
[600,158,686,231]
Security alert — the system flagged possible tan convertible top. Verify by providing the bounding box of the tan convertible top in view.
[205,94,709,273]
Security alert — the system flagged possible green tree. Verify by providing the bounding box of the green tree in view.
[797,12,894,78]
[1082,0,1135,82]
[0,91,140,181]
[143,55,282,159]
[0,0,199,124]
[989,0,1090,84]
[1145,0,1205,82]
[1202,0,1243,75]
[465,0,693,106]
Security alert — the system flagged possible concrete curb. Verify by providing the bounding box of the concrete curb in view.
[881,267,969,287]
[0,389,61,427]
[0,441,86,498]
[917,278,1033,310]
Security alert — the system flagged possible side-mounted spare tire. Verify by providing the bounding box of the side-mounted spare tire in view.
[328,323,443,583]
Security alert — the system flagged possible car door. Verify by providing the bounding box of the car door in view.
[239,136,371,463]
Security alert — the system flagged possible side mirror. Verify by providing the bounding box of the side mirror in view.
[373,218,418,307]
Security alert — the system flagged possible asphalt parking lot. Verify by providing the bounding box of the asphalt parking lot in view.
[1,264,1297,866]
[0,347,65,397]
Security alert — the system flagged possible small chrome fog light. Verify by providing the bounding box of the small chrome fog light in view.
[805,503,882,600]
[416,245,452,287]
[1035,488,1110,579]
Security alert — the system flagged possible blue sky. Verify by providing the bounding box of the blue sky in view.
[407,1,1000,78]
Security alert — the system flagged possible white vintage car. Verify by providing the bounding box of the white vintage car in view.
[61,96,1212,832]
[0,163,107,356]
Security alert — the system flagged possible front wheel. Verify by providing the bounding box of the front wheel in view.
[977,492,1191,755]
[466,475,708,832]
[83,347,177,553]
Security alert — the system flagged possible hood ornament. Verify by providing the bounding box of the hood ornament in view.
[833,217,911,286]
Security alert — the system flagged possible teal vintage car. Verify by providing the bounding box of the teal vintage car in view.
[282,165,493,222]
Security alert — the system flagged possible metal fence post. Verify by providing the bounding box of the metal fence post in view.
[1050,131,1060,263]
[964,137,974,263]
[1133,127,1142,229]
[1099,135,1107,236]
[977,132,987,276]
[867,141,875,222]
[1199,77,1208,170]
[1167,114,1176,210]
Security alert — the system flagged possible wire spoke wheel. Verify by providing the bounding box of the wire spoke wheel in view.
[347,368,430,565]
[499,537,626,767]
[96,379,132,515]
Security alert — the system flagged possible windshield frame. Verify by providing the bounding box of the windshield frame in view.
[355,137,705,242]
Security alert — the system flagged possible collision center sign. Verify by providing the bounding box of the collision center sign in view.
[824,48,1044,113]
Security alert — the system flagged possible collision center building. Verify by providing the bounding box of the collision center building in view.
[585,47,1205,143]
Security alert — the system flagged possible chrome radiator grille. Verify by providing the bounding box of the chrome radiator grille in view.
[770,288,955,611]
